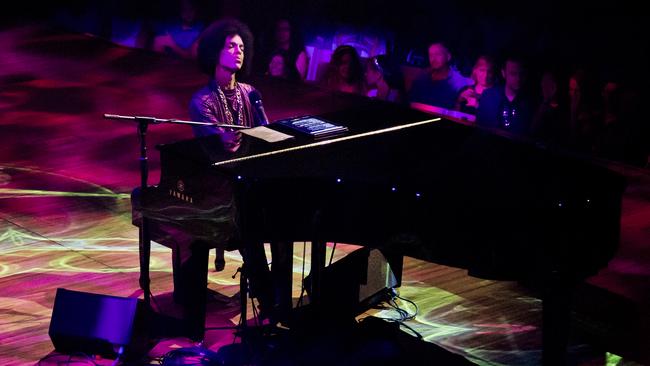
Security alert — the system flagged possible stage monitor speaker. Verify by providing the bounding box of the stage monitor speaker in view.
[48,288,146,358]
[304,247,400,319]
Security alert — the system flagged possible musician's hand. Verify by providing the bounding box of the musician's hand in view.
[221,130,242,152]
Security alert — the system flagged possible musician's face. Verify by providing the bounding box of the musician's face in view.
[219,34,244,71]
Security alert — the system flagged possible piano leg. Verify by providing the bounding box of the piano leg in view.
[138,219,151,305]
[170,241,209,341]
[309,240,327,308]
[542,272,575,366]
[271,240,294,322]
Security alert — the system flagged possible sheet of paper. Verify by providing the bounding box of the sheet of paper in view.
[241,126,294,143]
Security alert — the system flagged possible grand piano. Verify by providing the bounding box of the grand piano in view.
[132,93,625,365]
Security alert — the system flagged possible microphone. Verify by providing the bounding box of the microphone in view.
[248,90,269,126]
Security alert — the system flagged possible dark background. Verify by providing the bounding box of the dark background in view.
[6,0,649,83]
[4,0,649,166]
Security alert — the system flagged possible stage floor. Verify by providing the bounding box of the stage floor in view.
[1,22,649,365]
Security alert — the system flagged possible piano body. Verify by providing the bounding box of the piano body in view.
[132,98,625,364]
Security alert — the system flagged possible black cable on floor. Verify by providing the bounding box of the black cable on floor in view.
[396,294,419,321]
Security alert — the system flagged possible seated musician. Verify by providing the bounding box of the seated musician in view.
[189,19,290,322]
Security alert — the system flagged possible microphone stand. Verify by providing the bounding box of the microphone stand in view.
[103,113,246,307]
[136,116,152,306]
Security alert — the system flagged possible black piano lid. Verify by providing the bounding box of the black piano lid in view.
[156,99,626,194]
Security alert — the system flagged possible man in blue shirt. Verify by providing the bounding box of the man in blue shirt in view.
[408,41,473,110]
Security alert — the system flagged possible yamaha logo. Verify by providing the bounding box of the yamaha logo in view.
[170,180,192,203]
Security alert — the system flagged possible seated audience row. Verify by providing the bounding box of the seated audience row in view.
[317,41,645,166]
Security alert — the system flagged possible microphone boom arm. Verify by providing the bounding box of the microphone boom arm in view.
[103,113,249,129]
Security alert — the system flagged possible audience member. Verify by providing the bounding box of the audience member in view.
[455,55,495,114]
[265,49,301,81]
[108,2,153,49]
[323,45,365,94]
[476,56,533,135]
[365,55,402,102]
[152,0,205,59]
[568,69,601,151]
[258,18,309,80]
[594,78,627,160]
[408,41,473,110]
[530,70,570,144]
